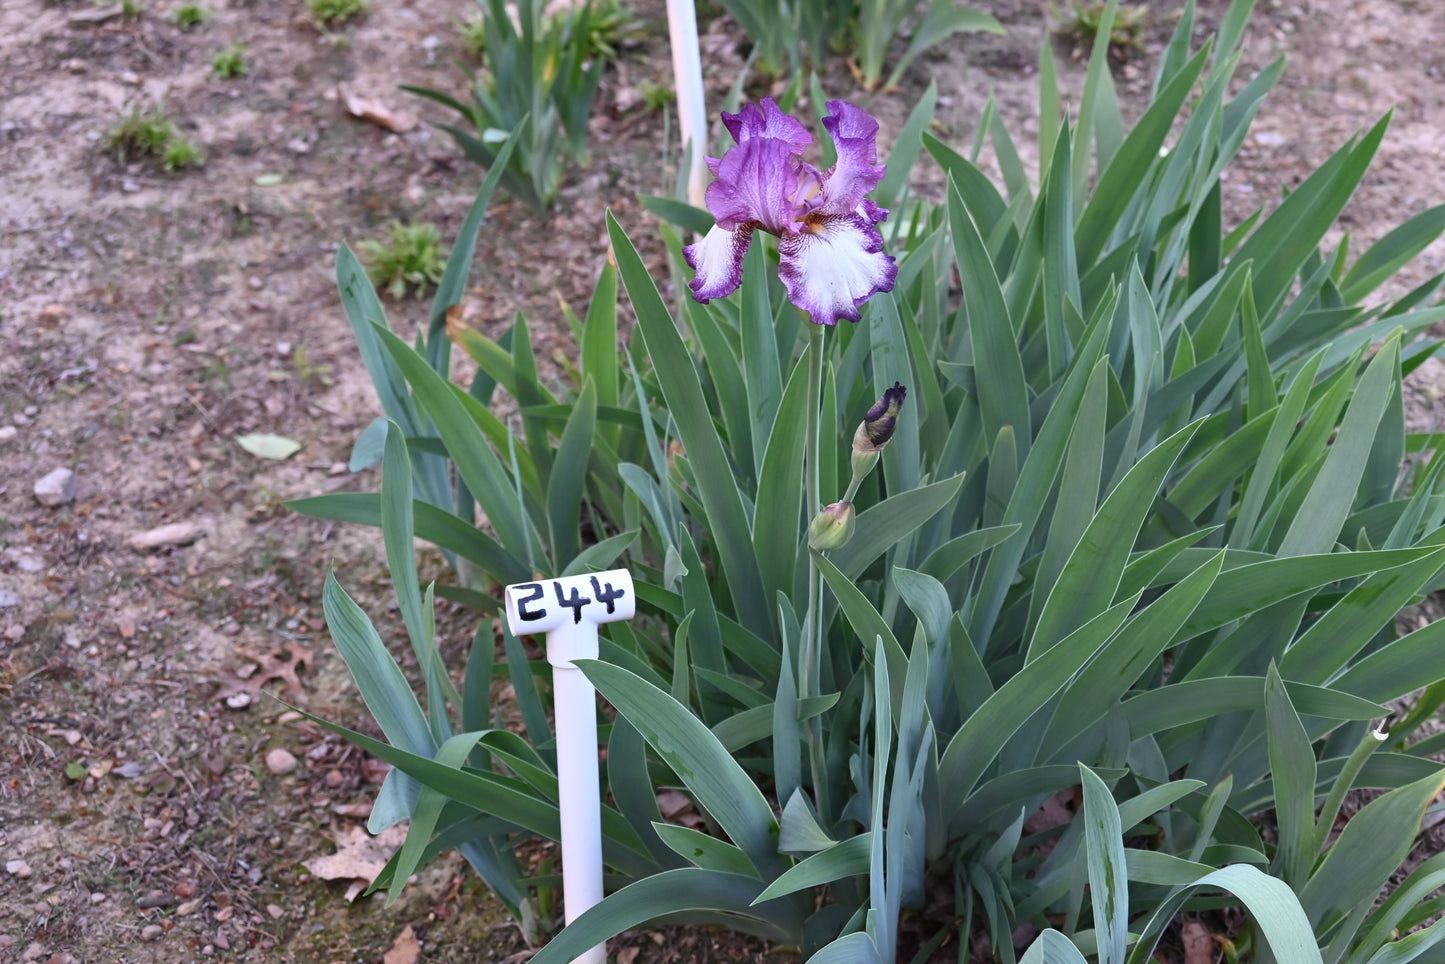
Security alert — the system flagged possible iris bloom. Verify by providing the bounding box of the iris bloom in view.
[683,98,898,327]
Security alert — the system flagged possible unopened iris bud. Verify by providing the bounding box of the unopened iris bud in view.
[854,382,906,453]
[807,501,855,551]
[850,382,906,483]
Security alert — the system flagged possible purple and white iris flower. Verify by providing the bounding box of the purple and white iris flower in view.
[683,98,899,327]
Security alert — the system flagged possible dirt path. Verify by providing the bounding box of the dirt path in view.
[1,0,1442,960]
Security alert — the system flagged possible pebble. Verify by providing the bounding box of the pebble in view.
[6,859,33,877]
[0,425,16,443]
[20,943,46,962]
[33,468,75,507]
[140,924,163,941]
[126,522,205,551]
[0,591,19,609]
[264,748,298,775]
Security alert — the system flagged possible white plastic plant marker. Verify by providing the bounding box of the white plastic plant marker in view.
[664,0,708,207]
[504,569,635,964]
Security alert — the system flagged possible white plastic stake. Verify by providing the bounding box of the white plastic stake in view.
[664,0,709,208]
[504,569,635,964]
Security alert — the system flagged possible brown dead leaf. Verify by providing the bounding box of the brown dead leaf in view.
[1182,920,1214,964]
[656,789,705,829]
[1024,786,1080,834]
[383,925,422,964]
[616,947,640,964]
[239,643,312,697]
[331,801,373,819]
[302,824,407,902]
[339,87,416,133]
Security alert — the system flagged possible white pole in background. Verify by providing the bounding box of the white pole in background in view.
[665,0,709,208]
[504,569,636,964]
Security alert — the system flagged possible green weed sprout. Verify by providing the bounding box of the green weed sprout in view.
[106,105,203,171]
[307,0,365,29]
[357,222,446,300]
[161,137,203,171]
[1056,0,1148,52]
[173,4,208,28]
[210,43,249,79]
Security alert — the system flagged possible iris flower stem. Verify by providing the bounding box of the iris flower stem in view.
[800,323,829,819]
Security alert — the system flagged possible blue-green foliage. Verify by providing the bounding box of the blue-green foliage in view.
[713,0,1001,89]
[407,0,606,213]
[295,0,1445,959]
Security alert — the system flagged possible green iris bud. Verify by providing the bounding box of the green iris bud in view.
[807,501,855,551]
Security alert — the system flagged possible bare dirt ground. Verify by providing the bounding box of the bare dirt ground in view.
[2,0,1443,961]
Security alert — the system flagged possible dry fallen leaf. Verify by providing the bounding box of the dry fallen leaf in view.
[656,789,705,829]
[339,87,416,133]
[303,824,407,902]
[1182,920,1215,964]
[239,643,313,697]
[383,924,422,964]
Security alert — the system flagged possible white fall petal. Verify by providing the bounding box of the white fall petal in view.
[684,223,754,303]
[777,214,898,326]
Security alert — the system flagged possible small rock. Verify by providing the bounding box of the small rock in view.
[140,924,163,941]
[4,625,22,641]
[266,903,284,919]
[265,749,298,775]
[120,70,140,85]
[6,859,33,878]
[285,138,310,155]
[126,522,205,551]
[224,692,252,710]
[33,468,75,507]
[0,425,16,443]
[17,556,44,573]
[20,943,46,962]
[90,893,106,904]
[0,591,19,609]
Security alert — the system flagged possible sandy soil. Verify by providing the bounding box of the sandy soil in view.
[1,0,1443,960]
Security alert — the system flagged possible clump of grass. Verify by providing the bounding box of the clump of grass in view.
[356,222,446,300]
[210,42,249,78]
[173,3,208,28]
[161,137,204,171]
[1054,0,1148,54]
[637,79,675,113]
[105,105,204,172]
[457,14,486,61]
[307,0,365,28]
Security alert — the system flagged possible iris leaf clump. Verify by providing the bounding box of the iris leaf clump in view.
[296,1,1445,959]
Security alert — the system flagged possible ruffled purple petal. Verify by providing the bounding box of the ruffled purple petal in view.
[722,98,812,154]
[777,213,898,326]
[707,127,814,235]
[817,100,887,217]
[684,223,754,303]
